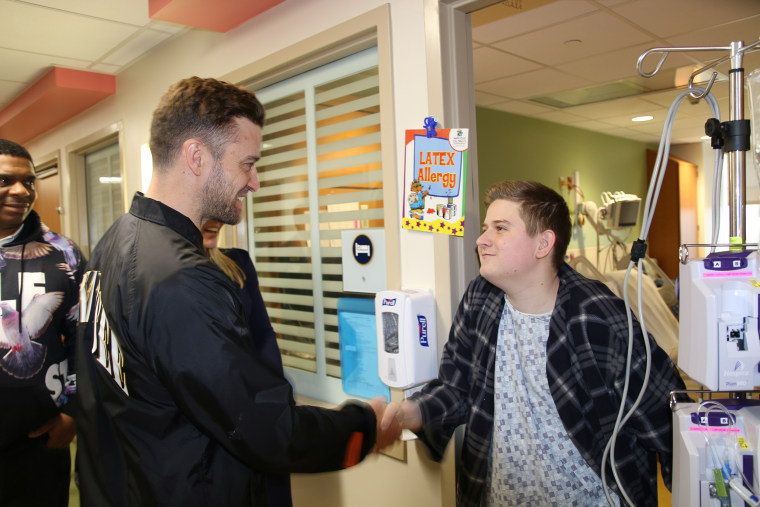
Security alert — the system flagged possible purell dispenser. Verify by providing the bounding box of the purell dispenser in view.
[375,289,437,389]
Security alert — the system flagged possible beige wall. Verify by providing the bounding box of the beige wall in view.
[24,0,460,505]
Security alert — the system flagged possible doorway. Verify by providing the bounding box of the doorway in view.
[646,149,698,279]
[35,167,62,233]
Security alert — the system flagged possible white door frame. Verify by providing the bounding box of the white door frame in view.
[424,0,498,316]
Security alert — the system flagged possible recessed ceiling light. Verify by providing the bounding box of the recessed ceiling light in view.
[564,39,582,47]
[632,115,653,122]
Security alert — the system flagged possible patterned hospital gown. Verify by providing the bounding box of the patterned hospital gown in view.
[485,296,620,506]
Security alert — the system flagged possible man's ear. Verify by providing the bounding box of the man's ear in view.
[536,229,556,260]
[182,139,205,176]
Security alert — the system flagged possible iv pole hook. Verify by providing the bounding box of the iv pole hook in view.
[636,50,668,78]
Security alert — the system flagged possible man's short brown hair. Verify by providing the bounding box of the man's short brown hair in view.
[150,76,266,171]
[484,180,572,270]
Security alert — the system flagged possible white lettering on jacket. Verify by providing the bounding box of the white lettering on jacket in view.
[80,270,129,395]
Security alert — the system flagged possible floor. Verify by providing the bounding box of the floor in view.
[69,439,79,507]
[658,462,672,505]
[66,442,675,506]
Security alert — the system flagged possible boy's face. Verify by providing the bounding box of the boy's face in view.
[476,199,542,291]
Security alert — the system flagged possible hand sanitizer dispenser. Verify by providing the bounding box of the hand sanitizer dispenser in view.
[375,289,437,389]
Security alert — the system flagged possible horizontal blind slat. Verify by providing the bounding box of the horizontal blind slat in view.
[316,113,380,139]
[268,307,315,323]
[264,96,305,119]
[315,94,379,123]
[315,75,378,104]
[318,208,384,224]
[258,277,313,291]
[262,292,313,306]
[281,356,316,372]
[255,179,309,198]
[272,323,315,339]
[258,164,309,184]
[317,132,382,156]
[317,169,383,189]
[254,246,312,257]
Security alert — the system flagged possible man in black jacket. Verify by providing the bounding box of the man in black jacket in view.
[76,77,398,506]
[0,139,85,507]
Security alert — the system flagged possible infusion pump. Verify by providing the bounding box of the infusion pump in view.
[678,250,760,391]
[673,400,760,506]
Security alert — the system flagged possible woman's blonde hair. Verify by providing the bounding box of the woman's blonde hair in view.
[206,246,246,289]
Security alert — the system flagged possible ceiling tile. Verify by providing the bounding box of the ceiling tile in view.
[16,0,152,25]
[149,20,186,34]
[532,109,590,124]
[102,29,173,66]
[0,81,22,108]
[473,47,542,84]
[556,42,694,83]
[602,127,651,142]
[595,0,630,6]
[472,0,597,44]
[0,47,90,82]
[492,11,651,66]
[601,114,663,129]
[89,62,122,75]
[613,0,760,39]
[475,90,510,106]
[488,100,554,116]
[0,2,140,61]
[568,119,620,131]
[665,16,760,50]
[558,96,662,120]
[477,68,592,100]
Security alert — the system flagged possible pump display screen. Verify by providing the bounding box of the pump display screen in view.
[381,312,399,354]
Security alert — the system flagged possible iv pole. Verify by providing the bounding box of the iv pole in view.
[638,39,760,246]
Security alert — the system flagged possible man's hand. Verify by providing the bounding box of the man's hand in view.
[29,413,76,448]
[367,396,401,452]
[381,400,423,433]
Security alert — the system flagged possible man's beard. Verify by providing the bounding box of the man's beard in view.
[202,159,243,225]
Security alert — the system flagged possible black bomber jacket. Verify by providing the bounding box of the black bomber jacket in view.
[76,193,376,507]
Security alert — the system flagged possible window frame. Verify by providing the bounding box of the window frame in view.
[222,6,399,405]
[65,122,127,256]
[251,47,381,403]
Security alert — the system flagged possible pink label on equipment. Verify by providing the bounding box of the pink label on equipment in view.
[688,426,741,433]
[703,271,753,278]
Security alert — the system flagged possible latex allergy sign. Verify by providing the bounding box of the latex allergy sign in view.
[418,151,457,189]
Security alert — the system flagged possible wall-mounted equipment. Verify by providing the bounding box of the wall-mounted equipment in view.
[375,289,437,389]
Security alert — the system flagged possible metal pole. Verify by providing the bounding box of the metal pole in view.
[728,40,747,244]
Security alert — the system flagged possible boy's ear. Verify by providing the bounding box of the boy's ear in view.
[536,229,556,260]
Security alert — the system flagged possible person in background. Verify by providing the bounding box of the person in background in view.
[0,139,85,507]
[75,76,399,506]
[383,180,685,506]
[200,219,292,506]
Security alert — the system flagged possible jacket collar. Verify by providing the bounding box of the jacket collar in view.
[128,192,204,252]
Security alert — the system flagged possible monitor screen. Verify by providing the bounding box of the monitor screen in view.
[616,199,641,228]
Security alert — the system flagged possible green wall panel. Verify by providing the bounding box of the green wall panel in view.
[475,106,654,255]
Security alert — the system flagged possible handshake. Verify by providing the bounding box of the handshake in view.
[367,397,423,452]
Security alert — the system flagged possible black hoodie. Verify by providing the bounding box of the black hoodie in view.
[0,210,85,449]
